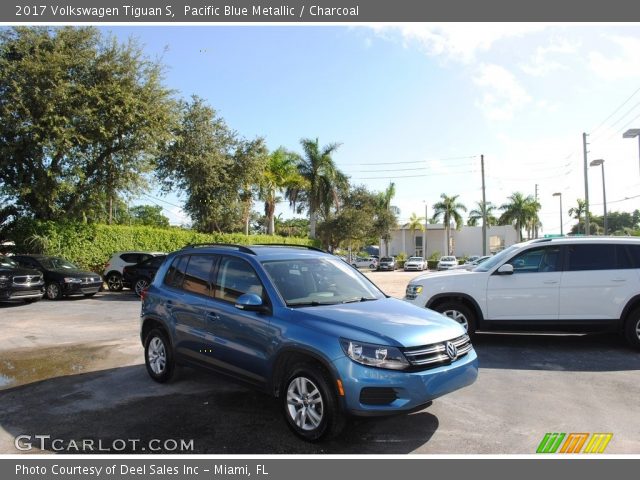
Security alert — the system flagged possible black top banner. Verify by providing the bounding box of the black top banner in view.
[4,0,640,22]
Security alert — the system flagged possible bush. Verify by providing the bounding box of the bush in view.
[8,219,316,272]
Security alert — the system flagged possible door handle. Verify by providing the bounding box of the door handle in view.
[543,280,558,284]
[611,279,626,282]
[206,312,220,322]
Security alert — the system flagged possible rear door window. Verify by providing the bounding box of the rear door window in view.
[566,244,617,271]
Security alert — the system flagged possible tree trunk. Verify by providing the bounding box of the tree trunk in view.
[266,200,275,235]
[309,211,317,239]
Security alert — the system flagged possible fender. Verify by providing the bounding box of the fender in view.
[426,292,485,326]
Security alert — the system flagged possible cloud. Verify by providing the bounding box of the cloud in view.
[474,64,532,121]
[520,38,581,77]
[589,35,640,80]
[369,23,546,63]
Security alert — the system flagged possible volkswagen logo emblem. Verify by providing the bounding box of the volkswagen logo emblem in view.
[445,341,458,361]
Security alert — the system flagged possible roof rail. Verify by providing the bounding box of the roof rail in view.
[181,243,257,255]
[251,243,326,253]
[531,238,553,243]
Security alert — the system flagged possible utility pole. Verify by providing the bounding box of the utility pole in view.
[583,132,590,235]
[481,154,487,255]
[534,183,539,238]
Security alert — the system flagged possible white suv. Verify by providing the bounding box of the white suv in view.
[103,251,164,291]
[404,237,640,349]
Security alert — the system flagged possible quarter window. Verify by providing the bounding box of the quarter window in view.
[164,255,189,288]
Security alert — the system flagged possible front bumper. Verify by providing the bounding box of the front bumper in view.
[404,265,424,271]
[0,284,45,300]
[334,348,478,416]
[62,281,103,296]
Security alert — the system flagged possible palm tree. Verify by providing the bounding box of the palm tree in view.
[407,212,425,256]
[377,182,397,256]
[259,148,303,235]
[569,199,586,234]
[467,201,497,227]
[499,192,539,242]
[431,194,467,255]
[286,138,347,239]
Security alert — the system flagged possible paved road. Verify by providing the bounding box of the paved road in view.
[1,275,639,454]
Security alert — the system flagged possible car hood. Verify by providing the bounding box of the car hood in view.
[48,269,101,278]
[289,297,465,348]
[406,261,424,265]
[411,269,475,282]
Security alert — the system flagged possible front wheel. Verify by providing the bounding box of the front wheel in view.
[144,328,175,383]
[282,363,346,442]
[45,282,63,300]
[433,301,476,335]
[624,307,640,350]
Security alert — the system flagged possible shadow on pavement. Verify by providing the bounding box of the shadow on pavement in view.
[472,332,640,372]
[0,365,438,454]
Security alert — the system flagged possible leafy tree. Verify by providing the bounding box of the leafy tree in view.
[260,148,304,235]
[156,96,267,233]
[468,201,498,227]
[129,205,170,228]
[286,138,348,239]
[431,194,467,255]
[276,217,309,238]
[499,192,538,242]
[0,27,176,221]
[568,199,586,234]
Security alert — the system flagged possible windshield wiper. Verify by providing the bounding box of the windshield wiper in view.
[342,297,378,304]
[288,301,340,307]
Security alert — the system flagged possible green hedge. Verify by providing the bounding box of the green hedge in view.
[8,219,316,272]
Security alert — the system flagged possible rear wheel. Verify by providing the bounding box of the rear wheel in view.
[624,307,640,350]
[144,328,175,383]
[433,301,476,335]
[134,277,150,297]
[106,272,124,291]
[282,363,345,442]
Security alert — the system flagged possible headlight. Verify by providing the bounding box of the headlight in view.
[340,339,409,370]
[406,284,423,296]
[0,275,9,283]
[64,277,82,283]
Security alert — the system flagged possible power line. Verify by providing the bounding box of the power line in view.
[590,85,640,136]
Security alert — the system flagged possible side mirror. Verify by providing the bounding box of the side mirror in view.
[235,293,268,312]
[497,264,514,275]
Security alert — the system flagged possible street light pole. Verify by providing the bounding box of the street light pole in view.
[623,129,640,175]
[590,159,607,235]
[583,132,590,235]
[552,193,563,236]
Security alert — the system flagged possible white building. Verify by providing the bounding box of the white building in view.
[383,224,519,258]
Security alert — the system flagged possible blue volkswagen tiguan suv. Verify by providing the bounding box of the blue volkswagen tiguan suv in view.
[140,244,478,441]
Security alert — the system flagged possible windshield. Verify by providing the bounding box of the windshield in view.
[441,256,456,262]
[408,257,423,261]
[262,257,385,307]
[40,257,79,270]
[380,257,393,262]
[0,255,19,268]
[474,245,520,272]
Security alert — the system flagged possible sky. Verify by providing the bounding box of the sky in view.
[105,24,640,234]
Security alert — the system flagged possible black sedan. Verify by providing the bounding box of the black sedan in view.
[0,255,45,303]
[122,254,166,296]
[12,255,103,300]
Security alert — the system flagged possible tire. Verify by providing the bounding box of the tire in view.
[134,277,150,297]
[433,301,477,335]
[369,264,375,269]
[45,282,63,300]
[282,363,346,442]
[106,272,124,291]
[624,307,640,350]
[144,328,175,383]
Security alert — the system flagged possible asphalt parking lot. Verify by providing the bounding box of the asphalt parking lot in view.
[1,270,640,454]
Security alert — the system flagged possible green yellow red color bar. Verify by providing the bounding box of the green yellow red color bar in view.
[537,433,613,454]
